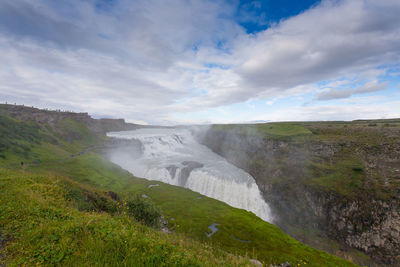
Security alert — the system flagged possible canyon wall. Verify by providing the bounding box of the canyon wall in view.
[197,123,400,265]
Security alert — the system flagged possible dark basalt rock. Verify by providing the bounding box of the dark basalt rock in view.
[166,165,179,178]
[178,161,204,186]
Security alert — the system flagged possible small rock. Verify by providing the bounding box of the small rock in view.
[160,215,169,233]
[269,262,291,267]
[250,259,262,266]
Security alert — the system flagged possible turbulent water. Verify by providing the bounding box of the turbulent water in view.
[107,128,272,222]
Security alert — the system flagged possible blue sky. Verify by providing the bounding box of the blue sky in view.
[236,0,321,33]
[0,0,399,125]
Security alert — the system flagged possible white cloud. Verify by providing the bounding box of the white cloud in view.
[229,0,400,102]
[316,80,388,100]
[355,80,388,93]
[253,100,400,122]
[0,0,399,124]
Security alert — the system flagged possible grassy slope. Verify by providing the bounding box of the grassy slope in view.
[0,112,354,266]
[304,121,400,200]
[0,168,251,266]
[0,115,41,160]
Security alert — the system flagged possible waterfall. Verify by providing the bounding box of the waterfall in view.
[107,128,272,222]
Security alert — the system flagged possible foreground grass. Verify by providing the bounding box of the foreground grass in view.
[0,168,253,266]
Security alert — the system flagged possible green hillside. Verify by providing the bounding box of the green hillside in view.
[0,168,252,266]
[0,105,355,266]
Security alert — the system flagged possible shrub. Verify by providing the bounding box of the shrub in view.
[125,196,161,228]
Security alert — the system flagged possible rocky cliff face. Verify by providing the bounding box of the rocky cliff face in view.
[328,199,400,262]
[196,124,400,265]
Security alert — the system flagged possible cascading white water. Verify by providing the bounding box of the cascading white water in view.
[107,128,272,222]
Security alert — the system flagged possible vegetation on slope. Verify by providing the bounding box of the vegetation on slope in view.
[0,168,251,266]
[0,115,41,159]
[213,123,312,138]
[0,106,355,266]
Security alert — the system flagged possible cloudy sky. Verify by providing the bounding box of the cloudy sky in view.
[0,0,399,125]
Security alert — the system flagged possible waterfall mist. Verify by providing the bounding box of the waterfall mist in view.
[107,127,273,222]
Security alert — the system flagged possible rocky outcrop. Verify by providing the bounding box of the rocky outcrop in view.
[328,199,400,264]
[285,188,400,264]
[166,161,204,186]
